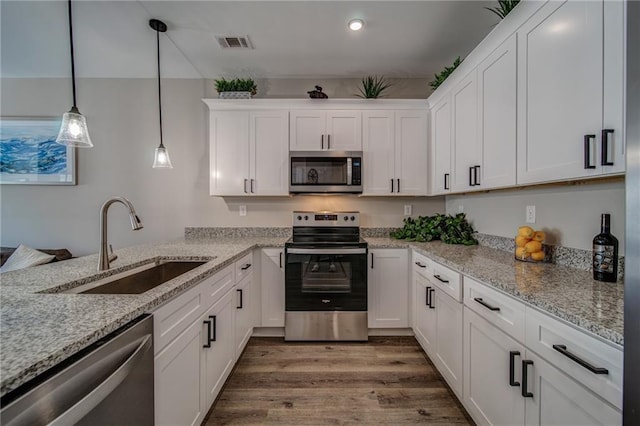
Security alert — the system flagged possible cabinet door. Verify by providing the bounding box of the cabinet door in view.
[413,272,436,357]
[155,314,206,426]
[289,110,325,151]
[517,0,603,184]
[209,111,250,195]
[463,307,525,426]
[524,351,621,426]
[250,111,289,195]
[326,111,362,150]
[429,95,452,195]
[261,248,285,327]
[362,110,395,195]
[368,249,409,328]
[395,110,428,195]
[234,274,254,358]
[201,289,235,409]
[451,71,479,192]
[434,288,463,398]
[478,34,517,190]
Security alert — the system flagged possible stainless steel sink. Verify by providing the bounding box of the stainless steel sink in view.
[65,261,207,294]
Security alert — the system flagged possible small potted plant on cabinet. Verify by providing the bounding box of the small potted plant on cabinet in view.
[214,78,257,99]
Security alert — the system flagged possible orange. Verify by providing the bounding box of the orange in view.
[524,240,542,253]
[515,236,531,247]
[531,251,545,261]
[533,231,546,242]
[515,247,529,259]
[518,226,535,239]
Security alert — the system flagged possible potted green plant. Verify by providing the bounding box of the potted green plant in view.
[485,0,520,19]
[356,76,392,99]
[214,78,257,99]
[429,57,462,91]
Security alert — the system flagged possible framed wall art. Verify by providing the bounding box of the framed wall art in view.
[0,117,77,185]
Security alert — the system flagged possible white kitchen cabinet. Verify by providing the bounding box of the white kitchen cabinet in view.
[261,248,285,327]
[451,70,479,192]
[413,253,436,356]
[290,110,362,151]
[477,33,517,189]
[516,0,625,184]
[368,249,409,328]
[433,287,463,398]
[209,110,289,196]
[363,110,428,195]
[429,95,452,195]
[234,273,254,357]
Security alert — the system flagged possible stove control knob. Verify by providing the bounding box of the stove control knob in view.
[297,215,302,221]
[343,216,349,221]
[304,215,309,220]
[350,216,356,221]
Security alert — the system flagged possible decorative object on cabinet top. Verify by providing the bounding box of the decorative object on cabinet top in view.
[214,78,257,98]
[307,85,328,99]
[485,0,521,20]
[429,56,463,90]
[356,76,392,99]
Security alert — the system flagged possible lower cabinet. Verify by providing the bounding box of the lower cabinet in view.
[413,270,436,355]
[433,288,463,398]
[234,272,255,357]
[260,248,285,327]
[368,249,409,328]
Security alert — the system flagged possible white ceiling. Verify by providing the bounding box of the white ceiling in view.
[1,0,499,80]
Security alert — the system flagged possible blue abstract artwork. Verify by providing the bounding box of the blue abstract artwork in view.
[0,118,76,185]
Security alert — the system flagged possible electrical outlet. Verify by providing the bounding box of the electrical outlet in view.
[239,205,247,217]
[526,205,536,223]
[458,205,464,213]
[404,205,412,216]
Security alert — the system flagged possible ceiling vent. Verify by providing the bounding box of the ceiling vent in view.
[216,36,253,49]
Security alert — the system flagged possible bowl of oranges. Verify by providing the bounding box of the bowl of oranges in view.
[515,226,547,262]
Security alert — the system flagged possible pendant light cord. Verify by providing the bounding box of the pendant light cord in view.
[68,0,77,109]
[156,28,164,148]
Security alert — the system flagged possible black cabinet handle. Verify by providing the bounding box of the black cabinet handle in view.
[509,351,521,387]
[552,344,609,374]
[243,178,249,193]
[601,129,614,166]
[279,252,282,268]
[371,252,374,268]
[469,166,474,186]
[415,261,427,268]
[584,134,596,169]
[397,178,400,193]
[433,274,449,283]
[210,315,217,342]
[474,297,501,312]
[474,166,481,186]
[327,134,331,150]
[250,179,255,193]
[444,173,449,190]
[241,263,252,270]
[425,286,431,306]
[321,134,324,149]
[521,360,533,397]
[203,319,212,348]
[237,289,243,309]
[390,179,394,193]
[428,288,435,309]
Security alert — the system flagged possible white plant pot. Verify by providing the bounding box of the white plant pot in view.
[218,91,252,99]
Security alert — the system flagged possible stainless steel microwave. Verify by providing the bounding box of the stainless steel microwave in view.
[289,151,363,193]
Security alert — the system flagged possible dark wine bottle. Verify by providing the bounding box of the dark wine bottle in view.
[593,214,618,282]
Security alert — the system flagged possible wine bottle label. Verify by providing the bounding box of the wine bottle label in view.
[593,244,615,273]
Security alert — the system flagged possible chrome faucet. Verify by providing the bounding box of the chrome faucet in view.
[98,197,143,271]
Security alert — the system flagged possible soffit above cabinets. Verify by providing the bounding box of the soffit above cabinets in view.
[1,0,497,79]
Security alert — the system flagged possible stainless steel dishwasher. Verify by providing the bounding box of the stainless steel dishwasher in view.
[0,314,154,426]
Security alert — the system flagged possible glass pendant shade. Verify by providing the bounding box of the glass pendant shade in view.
[56,106,93,147]
[153,144,173,168]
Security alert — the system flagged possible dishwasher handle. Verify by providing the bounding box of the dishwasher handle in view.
[48,334,152,426]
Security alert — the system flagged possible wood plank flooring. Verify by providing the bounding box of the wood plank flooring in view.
[203,337,474,425]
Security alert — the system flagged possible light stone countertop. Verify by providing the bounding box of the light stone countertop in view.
[0,235,624,397]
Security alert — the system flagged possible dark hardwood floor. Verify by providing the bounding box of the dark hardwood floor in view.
[203,337,474,425]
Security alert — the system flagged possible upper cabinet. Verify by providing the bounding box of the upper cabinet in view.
[451,70,479,193]
[363,110,428,195]
[209,110,289,196]
[516,0,625,184]
[290,110,362,151]
[429,95,452,195]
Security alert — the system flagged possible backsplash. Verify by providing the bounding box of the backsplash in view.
[185,227,291,239]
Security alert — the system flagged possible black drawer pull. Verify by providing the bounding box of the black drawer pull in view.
[584,134,596,169]
[552,344,609,374]
[474,297,501,312]
[521,360,533,398]
[433,274,449,283]
[601,129,614,166]
[237,289,243,309]
[415,261,427,268]
[210,315,217,342]
[241,263,252,270]
[509,351,521,387]
[203,319,212,348]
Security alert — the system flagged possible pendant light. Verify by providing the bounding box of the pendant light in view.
[56,0,93,148]
[150,19,172,169]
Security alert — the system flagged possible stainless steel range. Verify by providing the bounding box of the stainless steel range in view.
[284,211,368,341]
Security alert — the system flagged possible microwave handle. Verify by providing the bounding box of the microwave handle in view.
[347,158,352,185]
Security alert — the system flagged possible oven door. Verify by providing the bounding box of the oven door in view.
[285,247,367,311]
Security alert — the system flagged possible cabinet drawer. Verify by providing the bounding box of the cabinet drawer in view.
[412,251,433,278]
[201,264,235,308]
[525,307,623,410]
[427,261,462,301]
[464,276,525,343]
[153,282,204,354]
[235,252,254,282]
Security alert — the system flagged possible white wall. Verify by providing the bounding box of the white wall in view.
[445,179,626,253]
[1,77,444,256]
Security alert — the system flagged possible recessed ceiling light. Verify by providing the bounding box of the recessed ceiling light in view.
[348,19,364,31]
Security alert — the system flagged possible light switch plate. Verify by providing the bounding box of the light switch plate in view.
[526,205,536,223]
[458,205,464,213]
[239,205,247,217]
[404,205,412,216]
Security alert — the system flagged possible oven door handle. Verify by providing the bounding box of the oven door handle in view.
[286,248,367,255]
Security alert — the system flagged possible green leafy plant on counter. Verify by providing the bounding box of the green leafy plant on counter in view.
[214,78,257,95]
[356,75,392,99]
[429,57,462,91]
[485,0,520,20]
[390,213,478,245]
